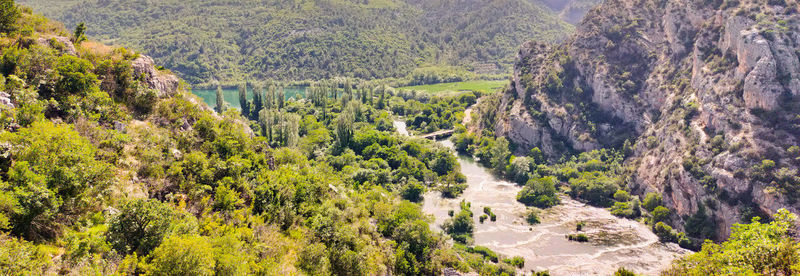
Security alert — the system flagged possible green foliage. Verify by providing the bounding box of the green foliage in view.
[642,192,662,212]
[0,0,19,33]
[443,204,474,243]
[684,204,717,240]
[567,233,589,242]
[651,206,671,223]
[614,267,637,276]
[0,234,49,274]
[526,208,541,225]
[466,246,499,263]
[106,199,174,256]
[0,13,469,275]
[666,209,800,275]
[502,256,525,268]
[145,235,215,276]
[72,22,86,43]
[53,55,98,100]
[517,176,560,208]
[21,0,573,84]
[0,121,112,240]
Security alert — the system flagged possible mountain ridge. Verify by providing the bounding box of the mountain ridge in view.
[487,0,800,240]
[18,0,579,85]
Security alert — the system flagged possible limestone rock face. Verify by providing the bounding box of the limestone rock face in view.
[489,0,800,240]
[132,55,180,98]
[35,36,77,55]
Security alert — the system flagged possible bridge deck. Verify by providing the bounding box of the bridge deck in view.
[418,129,455,139]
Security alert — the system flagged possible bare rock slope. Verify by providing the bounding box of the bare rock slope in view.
[491,0,800,240]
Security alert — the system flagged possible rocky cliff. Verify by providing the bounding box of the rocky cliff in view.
[492,0,800,240]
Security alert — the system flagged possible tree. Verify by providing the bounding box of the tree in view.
[251,84,262,119]
[0,0,18,33]
[107,199,174,256]
[517,176,560,208]
[214,86,225,113]
[1,121,112,240]
[72,22,87,43]
[489,137,511,173]
[54,55,98,100]
[146,235,215,276]
[238,83,248,118]
[335,109,354,149]
[665,209,800,275]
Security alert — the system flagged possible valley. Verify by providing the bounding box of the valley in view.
[0,0,799,275]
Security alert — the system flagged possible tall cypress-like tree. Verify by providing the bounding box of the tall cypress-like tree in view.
[251,84,263,120]
[277,87,285,109]
[238,82,248,118]
[215,85,225,113]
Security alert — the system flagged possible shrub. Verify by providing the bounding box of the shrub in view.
[467,246,499,263]
[1,121,112,240]
[651,206,671,223]
[146,235,215,276]
[614,267,636,276]
[567,233,589,242]
[642,193,662,212]
[0,0,19,33]
[107,199,175,256]
[613,190,631,202]
[502,256,525,268]
[526,209,541,225]
[443,210,473,242]
[517,176,560,208]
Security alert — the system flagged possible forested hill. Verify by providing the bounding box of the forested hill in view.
[17,0,575,85]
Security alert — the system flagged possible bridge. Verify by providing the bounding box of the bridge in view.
[417,129,455,140]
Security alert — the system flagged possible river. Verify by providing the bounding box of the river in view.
[394,121,687,275]
[191,86,307,110]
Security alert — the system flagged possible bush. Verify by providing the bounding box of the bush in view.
[502,256,525,268]
[614,267,637,276]
[107,199,175,256]
[1,121,112,240]
[400,181,425,203]
[467,246,499,263]
[526,209,541,225]
[567,233,589,242]
[54,55,98,100]
[0,0,19,33]
[642,193,662,212]
[517,176,560,208]
[610,199,641,219]
[443,210,474,242]
[569,172,620,207]
[651,206,671,223]
[613,190,631,202]
[146,235,215,276]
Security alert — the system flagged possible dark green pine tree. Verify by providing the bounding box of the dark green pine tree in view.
[214,85,225,113]
[238,82,249,118]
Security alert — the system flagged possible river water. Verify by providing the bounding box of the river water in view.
[394,121,687,275]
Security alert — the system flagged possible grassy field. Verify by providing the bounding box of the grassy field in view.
[398,80,507,94]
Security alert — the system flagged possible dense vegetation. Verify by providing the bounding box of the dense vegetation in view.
[665,209,800,275]
[17,0,573,85]
[0,3,521,274]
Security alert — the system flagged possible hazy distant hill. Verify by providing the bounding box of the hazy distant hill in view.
[19,0,574,85]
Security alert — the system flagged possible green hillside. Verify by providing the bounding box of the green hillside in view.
[17,0,573,85]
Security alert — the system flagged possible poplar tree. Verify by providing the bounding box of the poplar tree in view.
[238,82,249,118]
[215,85,225,113]
[251,84,263,120]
